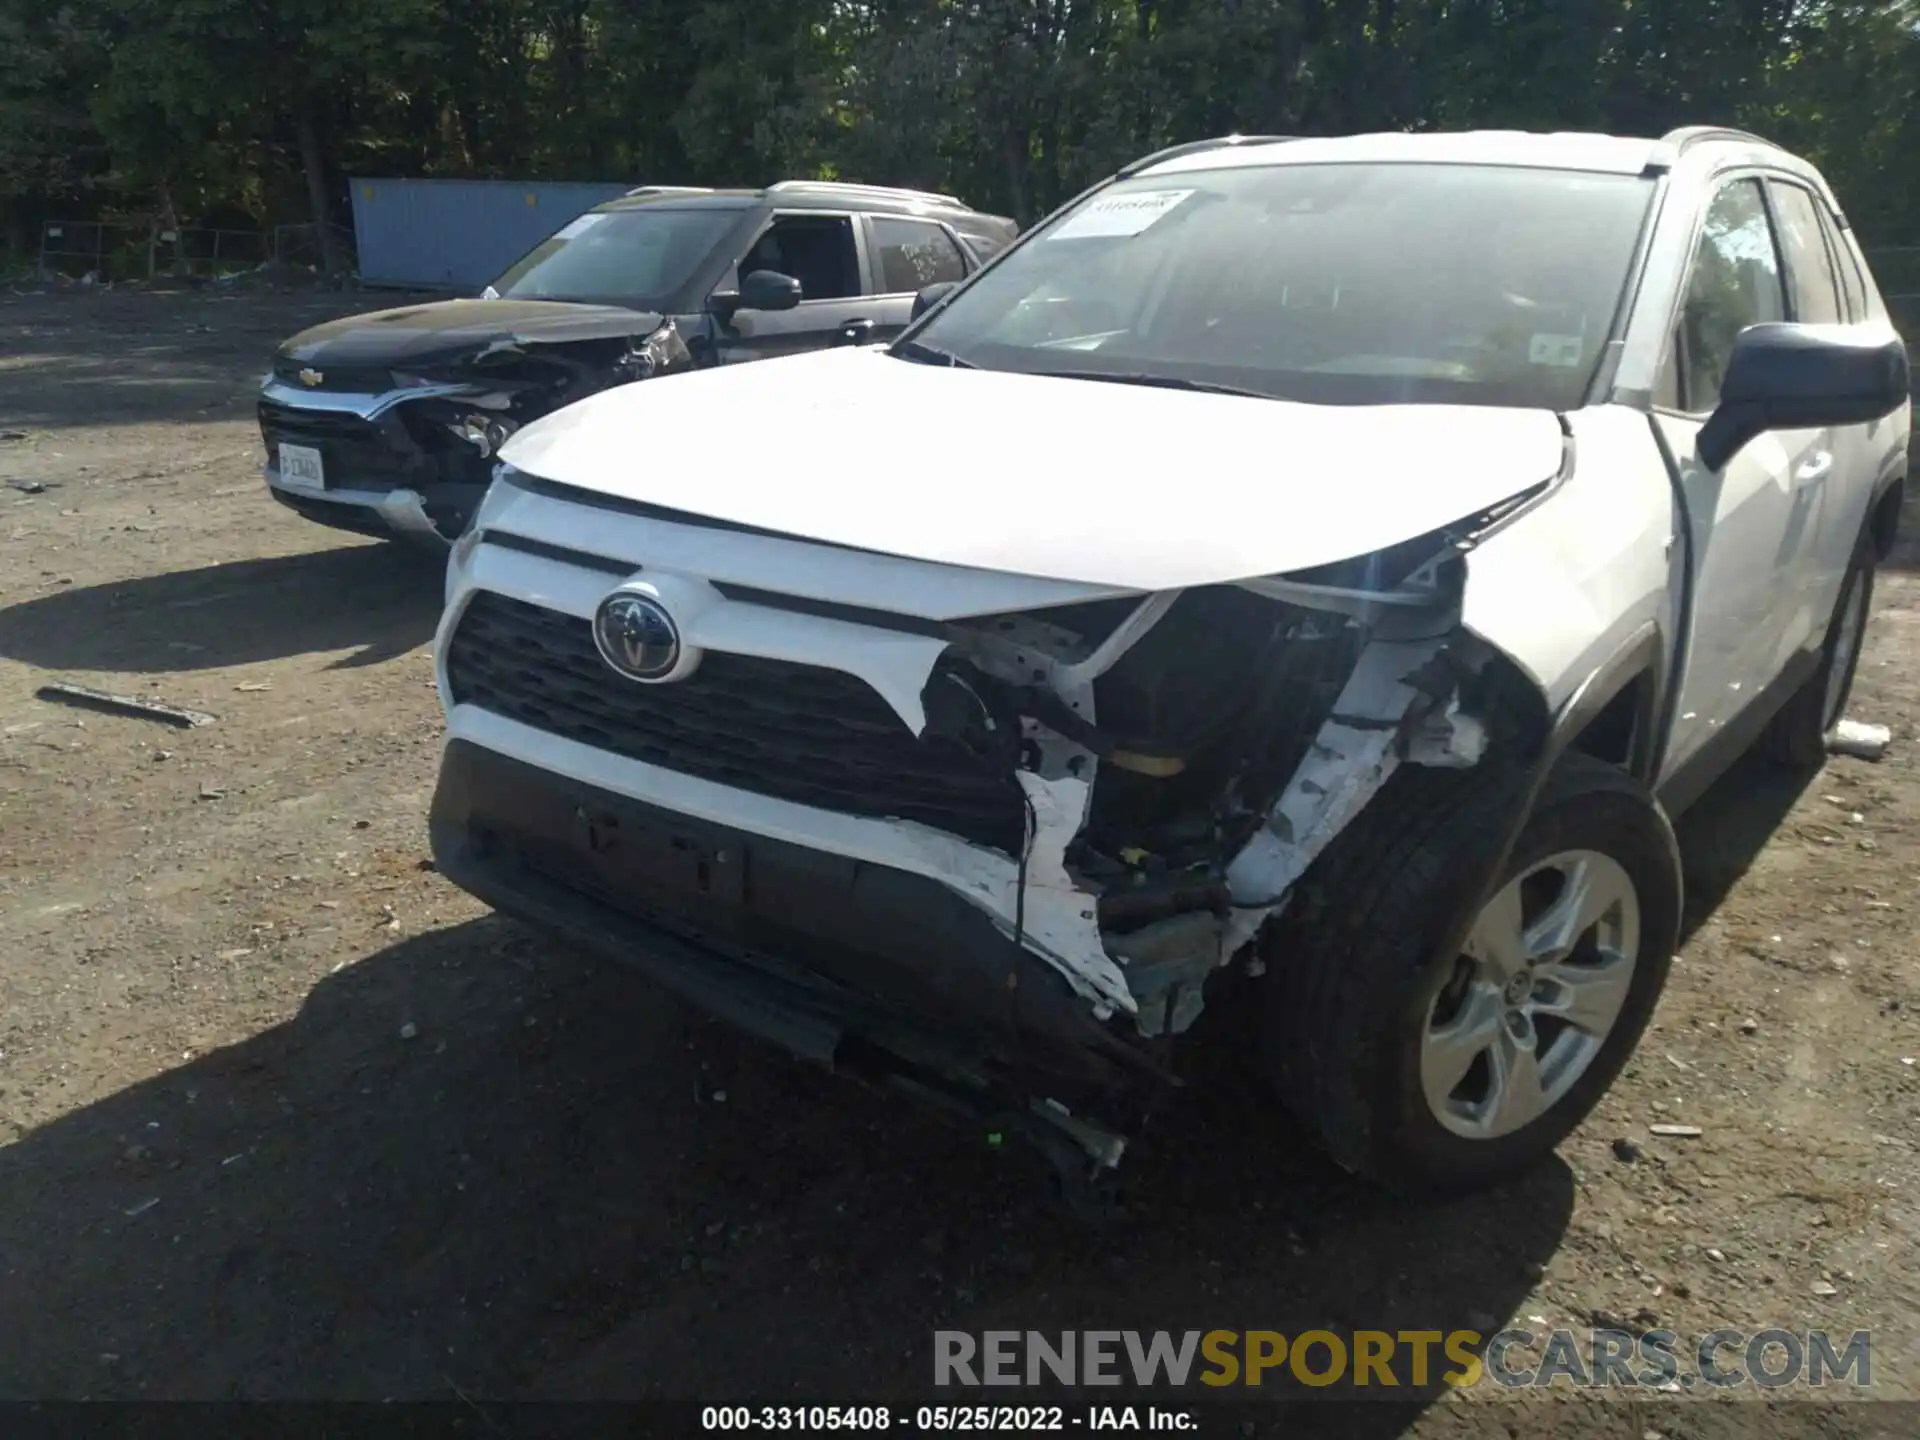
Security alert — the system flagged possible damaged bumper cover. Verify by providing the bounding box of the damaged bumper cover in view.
[259,319,692,544]
[431,469,1565,1170]
[431,741,1165,1140]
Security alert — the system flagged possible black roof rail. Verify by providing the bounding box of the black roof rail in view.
[1660,125,1775,153]
[1117,134,1298,178]
[621,185,715,198]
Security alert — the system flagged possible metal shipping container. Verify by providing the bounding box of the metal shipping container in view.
[348,177,631,291]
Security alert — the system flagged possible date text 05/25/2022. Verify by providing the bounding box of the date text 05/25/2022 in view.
[700,1405,1195,1431]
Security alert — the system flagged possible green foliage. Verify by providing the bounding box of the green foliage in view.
[3,0,1919,253]
[0,7,107,202]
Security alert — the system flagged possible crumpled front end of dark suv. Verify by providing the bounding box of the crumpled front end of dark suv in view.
[261,321,691,541]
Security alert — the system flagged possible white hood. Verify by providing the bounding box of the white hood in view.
[500,346,1567,591]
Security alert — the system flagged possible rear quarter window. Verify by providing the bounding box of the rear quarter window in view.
[957,231,1007,263]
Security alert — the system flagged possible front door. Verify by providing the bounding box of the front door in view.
[1655,175,1830,777]
[709,212,892,365]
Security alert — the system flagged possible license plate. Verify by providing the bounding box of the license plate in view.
[277,443,324,492]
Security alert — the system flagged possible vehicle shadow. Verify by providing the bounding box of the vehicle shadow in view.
[0,544,442,674]
[1671,748,1820,945]
[0,915,1569,1425]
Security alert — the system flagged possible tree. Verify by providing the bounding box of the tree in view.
[4,0,1919,267]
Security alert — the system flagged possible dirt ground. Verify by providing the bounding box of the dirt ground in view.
[0,286,1917,1437]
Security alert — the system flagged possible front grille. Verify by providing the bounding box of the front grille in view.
[271,357,395,393]
[258,399,421,488]
[445,592,1028,853]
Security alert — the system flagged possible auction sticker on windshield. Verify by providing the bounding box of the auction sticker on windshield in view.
[277,443,325,492]
[1049,189,1195,240]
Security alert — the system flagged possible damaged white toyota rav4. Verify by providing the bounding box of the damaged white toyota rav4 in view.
[428,128,1909,1204]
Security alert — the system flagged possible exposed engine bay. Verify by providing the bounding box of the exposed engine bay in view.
[260,312,693,540]
[913,494,1542,1041]
[371,323,693,494]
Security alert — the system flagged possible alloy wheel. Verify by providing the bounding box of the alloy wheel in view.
[1421,849,1641,1140]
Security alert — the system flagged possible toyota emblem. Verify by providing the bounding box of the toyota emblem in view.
[592,591,684,683]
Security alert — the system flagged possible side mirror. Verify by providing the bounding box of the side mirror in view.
[911,281,959,322]
[1698,322,1910,471]
[739,269,803,312]
[706,269,803,323]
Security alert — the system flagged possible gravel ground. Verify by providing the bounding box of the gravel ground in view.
[0,286,1916,1436]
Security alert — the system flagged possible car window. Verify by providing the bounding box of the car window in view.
[1770,182,1843,325]
[1668,178,1788,414]
[955,228,1007,264]
[905,162,1654,409]
[490,207,743,308]
[1817,208,1868,322]
[739,214,861,301]
[871,217,970,292]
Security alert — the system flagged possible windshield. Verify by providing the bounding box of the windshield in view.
[905,162,1654,409]
[489,207,742,307]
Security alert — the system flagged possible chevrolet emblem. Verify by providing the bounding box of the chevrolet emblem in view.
[297,367,324,387]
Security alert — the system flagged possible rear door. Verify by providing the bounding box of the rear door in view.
[1801,188,1909,572]
[1654,175,1826,776]
[1761,177,1852,652]
[859,214,973,344]
[710,211,881,364]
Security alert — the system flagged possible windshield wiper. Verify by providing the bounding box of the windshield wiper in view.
[1027,369,1272,400]
[892,338,975,368]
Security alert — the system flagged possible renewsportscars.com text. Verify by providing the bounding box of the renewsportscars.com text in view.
[933,1328,1871,1391]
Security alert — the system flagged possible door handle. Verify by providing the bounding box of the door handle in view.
[1794,450,1834,487]
[838,318,876,344]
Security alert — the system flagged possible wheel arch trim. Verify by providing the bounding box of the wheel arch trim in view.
[1422,622,1676,1016]
[1551,621,1669,787]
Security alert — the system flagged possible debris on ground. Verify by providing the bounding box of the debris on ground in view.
[1648,1123,1704,1138]
[1830,719,1893,761]
[35,682,216,729]
[10,481,50,494]
[1611,1137,1642,1163]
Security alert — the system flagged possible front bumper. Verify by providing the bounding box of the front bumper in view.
[259,380,497,546]
[429,738,1168,1147]
[266,469,454,546]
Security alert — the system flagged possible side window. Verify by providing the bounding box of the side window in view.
[1819,210,1868,322]
[1770,182,1843,325]
[740,214,860,301]
[955,229,1006,265]
[870,216,969,293]
[1668,178,1788,413]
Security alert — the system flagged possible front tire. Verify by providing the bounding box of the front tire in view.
[1263,752,1681,1192]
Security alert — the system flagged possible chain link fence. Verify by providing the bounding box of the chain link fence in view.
[35,220,356,282]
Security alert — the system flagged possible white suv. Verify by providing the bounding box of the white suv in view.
[427,128,1909,1204]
